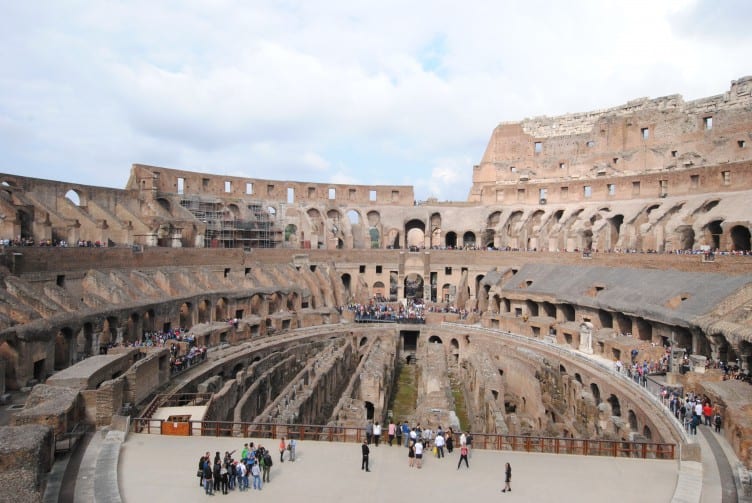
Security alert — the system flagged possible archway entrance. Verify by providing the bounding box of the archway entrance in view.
[730,225,751,251]
[404,273,424,301]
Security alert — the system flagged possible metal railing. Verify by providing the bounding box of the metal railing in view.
[129,419,674,460]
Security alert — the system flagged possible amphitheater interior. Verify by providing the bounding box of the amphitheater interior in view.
[0,77,751,502]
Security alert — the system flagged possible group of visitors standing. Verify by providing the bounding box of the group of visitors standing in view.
[665,391,723,435]
[196,442,278,495]
[361,419,512,492]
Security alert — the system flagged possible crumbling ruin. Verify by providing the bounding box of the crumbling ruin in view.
[0,77,751,502]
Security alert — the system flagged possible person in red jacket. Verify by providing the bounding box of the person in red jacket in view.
[702,402,713,426]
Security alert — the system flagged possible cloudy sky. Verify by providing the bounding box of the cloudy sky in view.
[1,0,750,201]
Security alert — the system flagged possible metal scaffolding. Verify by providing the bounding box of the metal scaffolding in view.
[179,196,282,249]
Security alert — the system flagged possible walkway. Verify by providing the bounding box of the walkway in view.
[119,434,678,503]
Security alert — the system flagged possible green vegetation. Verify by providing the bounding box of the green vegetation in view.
[449,373,470,431]
[389,362,417,421]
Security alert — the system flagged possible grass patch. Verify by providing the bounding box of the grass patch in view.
[389,362,417,421]
[450,376,470,431]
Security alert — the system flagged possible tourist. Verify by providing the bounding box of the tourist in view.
[219,464,228,494]
[388,420,396,446]
[434,431,445,458]
[261,447,273,483]
[212,458,221,493]
[373,421,382,446]
[703,402,713,426]
[401,421,410,447]
[446,430,454,453]
[361,440,370,472]
[501,462,512,492]
[197,452,208,487]
[457,444,469,469]
[408,440,416,467]
[251,461,262,490]
[237,460,248,491]
[202,458,214,495]
[714,412,723,433]
[414,439,424,469]
[466,432,473,457]
[279,437,286,463]
[289,438,297,461]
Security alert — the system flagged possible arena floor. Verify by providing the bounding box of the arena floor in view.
[119,433,679,503]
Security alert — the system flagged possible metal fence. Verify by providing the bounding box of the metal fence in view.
[130,419,674,460]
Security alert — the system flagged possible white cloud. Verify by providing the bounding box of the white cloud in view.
[0,0,749,199]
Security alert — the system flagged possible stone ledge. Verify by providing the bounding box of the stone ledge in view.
[93,430,124,503]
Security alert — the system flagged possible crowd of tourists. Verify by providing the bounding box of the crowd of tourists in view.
[662,391,724,435]
[361,419,476,471]
[196,439,294,495]
[347,300,426,323]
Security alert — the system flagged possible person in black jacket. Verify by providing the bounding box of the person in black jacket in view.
[502,462,512,493]
[361,440,370,472]
[203,459,213,495]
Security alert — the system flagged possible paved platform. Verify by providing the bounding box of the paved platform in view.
[119,434,678,503]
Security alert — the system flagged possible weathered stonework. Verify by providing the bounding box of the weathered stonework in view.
[0,78,751,503]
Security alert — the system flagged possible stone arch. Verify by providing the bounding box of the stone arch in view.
[428,335,443,344]
[404,273,424,300]
[127,312,140,343]
[405,219,425,249]
[372,281,386,299]
[65,189,83,207]
[286,292,297,311]
[359,337,368,347]
[730,225,751,251]
[386,228,401,249]
[450,338,459,350]
[574,373,582,384]
[598,309,613,329]
[268,292,282,314]
[366,210,380,226]
[216,297,228,321]
[156,197,171,213]
[441,283,451,303]
[703,219,723,250]
[628,409,638,431]
[285,224,298,245]
[559,303,575,322]
[250,294,264,315]
[341,273,352,301]
[227,203,240,218]
[54,327,74,370]
[693,199,720,215]
[590,383,601,405]
[445,231,457,249]
[179,302,193,329]
[368,227,380,249]
[101,316,118,347]
[608,214,623,248]
[142,309,155,333]
[347,209,361,224]
[674,225,695,250]
[0,340,19,389]
[643,425,652,440]
[78,322,94,358]
[607,394,621,416]
[267,206,277,216]
[582,229,593,251]
[463,231,476,248]
[198,299,211,323]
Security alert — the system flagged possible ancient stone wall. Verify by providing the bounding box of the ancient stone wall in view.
[471,76,752,197]
[0,424,54,503]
